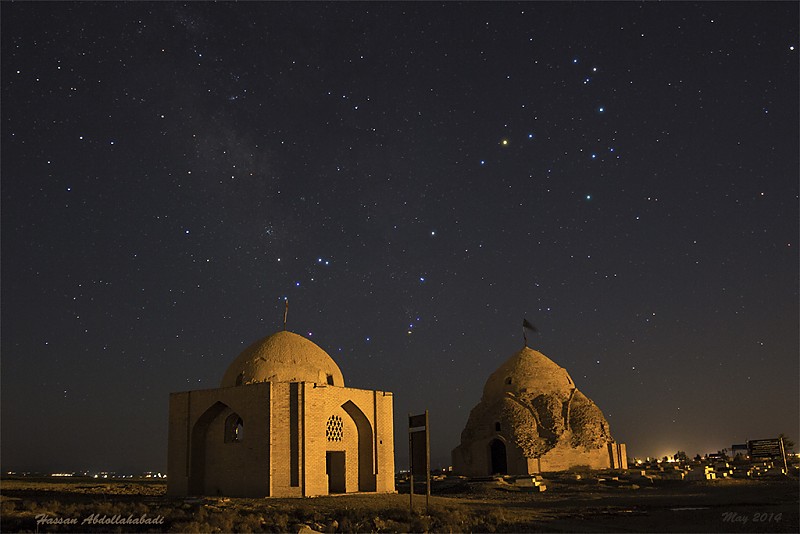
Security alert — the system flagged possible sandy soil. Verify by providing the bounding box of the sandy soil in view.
[1,474,797,533]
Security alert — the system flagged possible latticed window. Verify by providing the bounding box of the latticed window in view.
[326,415,343,442]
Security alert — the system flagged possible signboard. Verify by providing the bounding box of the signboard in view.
[409,414,427,429]
[408,411,430,512]
[748,439,783,459]
[410,431,428,477]
[748,437,788,473]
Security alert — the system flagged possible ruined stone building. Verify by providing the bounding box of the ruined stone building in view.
[167,330,395,497]
[452,344,627,475]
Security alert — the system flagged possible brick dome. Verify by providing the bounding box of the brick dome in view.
[482,346,575,400]
[220,330,344,388]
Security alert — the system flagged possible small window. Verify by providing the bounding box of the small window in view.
[235,420,244,441]
[505,377,512,385]
[495,422,501,432]
[224,413,244,443]
[326,374,334,385]
[326,415,343,442]
[235,372,244,386]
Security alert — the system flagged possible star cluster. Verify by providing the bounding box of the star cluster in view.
[1,2,797,471]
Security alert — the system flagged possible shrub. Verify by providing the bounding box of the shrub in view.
[235,513,264,533]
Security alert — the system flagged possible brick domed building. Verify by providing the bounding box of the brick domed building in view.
[452,345,626,475]
[167,330,395,497]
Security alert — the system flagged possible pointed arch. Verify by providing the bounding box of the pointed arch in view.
[189,401,230,494]
[342,400,376,492]
[224,412,244,443]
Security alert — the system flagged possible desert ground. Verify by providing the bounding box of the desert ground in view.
[1,473,797,533]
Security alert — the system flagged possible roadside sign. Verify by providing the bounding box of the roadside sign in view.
[408,411,430,513]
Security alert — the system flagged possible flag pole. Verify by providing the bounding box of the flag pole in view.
[522,318,537,348]
[283,299,289,330]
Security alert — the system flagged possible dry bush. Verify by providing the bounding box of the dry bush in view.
[234,513,264,532]
[263,511,289,532]
[428,504,471,533]
[1,498,17,515]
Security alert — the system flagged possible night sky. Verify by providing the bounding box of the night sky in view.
[2,2,798,474]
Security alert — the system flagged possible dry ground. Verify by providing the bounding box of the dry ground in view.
[1,474,797,533]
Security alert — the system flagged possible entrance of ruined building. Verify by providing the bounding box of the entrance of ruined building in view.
[326,451,346,494]
[489,439,508,475]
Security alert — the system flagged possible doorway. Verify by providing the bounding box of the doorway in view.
[489,439,507,475]
[326,451,346,493]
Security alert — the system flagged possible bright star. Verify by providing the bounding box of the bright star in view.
[500,139,509,146]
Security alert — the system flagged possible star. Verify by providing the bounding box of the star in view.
[2,0,795,476]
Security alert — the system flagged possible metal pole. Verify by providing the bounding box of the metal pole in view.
[425,409,430,513]
[408,414,414,514]
[780,437,788,474]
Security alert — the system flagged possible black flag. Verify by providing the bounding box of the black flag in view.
[522,318,537,347]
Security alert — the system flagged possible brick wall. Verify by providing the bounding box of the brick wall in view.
[269,382,302,497]
[168,381,395,498]
[538,442,611,472]
[453,434,617,475]
[302,384,395,496]
[166,383,271,497]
